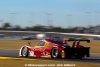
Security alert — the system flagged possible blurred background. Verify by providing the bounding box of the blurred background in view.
[0,0,100,40]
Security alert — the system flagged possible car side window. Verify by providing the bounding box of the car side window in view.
[36,41,45,46]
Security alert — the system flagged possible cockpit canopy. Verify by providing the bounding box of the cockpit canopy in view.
[51,37,63,44]
[36,37,69,47]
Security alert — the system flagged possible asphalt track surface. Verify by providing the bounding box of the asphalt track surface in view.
[0,49,100,64]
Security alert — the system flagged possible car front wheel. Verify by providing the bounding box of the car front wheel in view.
[21,46,29,57]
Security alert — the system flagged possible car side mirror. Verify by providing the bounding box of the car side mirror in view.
[28,42,31,46]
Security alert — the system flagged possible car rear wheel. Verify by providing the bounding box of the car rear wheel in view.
[51,48,60,58]
[21,46,29,57]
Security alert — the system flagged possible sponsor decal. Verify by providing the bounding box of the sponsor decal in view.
[34,48,44,52]
[62,50,64,58]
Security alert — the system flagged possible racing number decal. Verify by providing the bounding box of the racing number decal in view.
[29,51,34,56]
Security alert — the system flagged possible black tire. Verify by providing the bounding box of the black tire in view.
[21,46,29,57]
[51,48,60,58]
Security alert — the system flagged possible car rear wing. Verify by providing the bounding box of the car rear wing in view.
[66,39,90,43]
[63,39,90,47]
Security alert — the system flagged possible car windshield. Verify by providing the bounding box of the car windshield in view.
[36,41,45,46]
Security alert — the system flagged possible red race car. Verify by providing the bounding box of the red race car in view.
[19,37,90,59]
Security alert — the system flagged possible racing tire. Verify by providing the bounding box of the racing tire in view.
[51,48,60,59]
[21,46,29,57]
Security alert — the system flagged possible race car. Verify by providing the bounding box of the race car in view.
[19,37,90,59]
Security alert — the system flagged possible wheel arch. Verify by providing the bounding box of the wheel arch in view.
[19,45,29,57]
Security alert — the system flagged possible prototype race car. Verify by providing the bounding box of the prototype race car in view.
[19,37,90,59]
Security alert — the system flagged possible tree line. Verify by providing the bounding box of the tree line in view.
[0,22,96,33]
